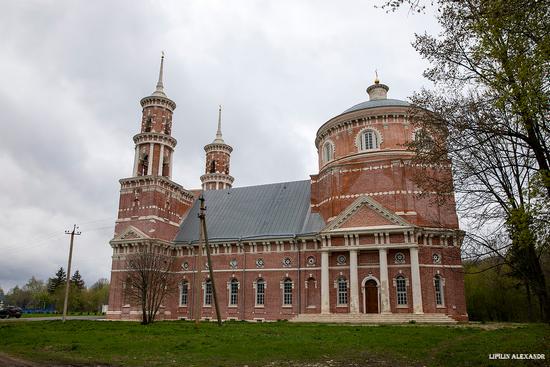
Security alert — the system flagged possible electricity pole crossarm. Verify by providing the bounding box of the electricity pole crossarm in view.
[62,224,81,323]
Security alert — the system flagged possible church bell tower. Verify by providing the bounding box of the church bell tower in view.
[200,106,234,190]
[113,53,194,242]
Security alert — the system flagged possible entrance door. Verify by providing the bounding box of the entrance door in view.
[364,279,379,313]
[306,278,316,308]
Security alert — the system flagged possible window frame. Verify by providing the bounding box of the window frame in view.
[282,278,293,307]
[322,141,334,162]
[229,279,239,307]
[413,128,435,151]
[337,277,348,306]
[255,278,265,307]
[179,281,188,307]
[357,129,380,151]
[204,279,213,307]
[396,275,407,306]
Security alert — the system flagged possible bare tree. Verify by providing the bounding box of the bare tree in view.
[406,89,549,321]
[124,245,176,324]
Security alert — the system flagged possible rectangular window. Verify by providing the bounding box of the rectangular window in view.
[180,282,188,306]
[396,277,407,305]
[435,277,443,306]
[230,281,239,306]
[204,281,212,306]
[256,281,265,306]
[283,281,293,306]
[337,279,348,305]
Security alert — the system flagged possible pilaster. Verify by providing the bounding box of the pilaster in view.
[321,251,330,314]
[379,248,391,313]
[410,247,424,314]
[349,249,359,313]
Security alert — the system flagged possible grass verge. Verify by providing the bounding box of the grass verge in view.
[0,320,547,366]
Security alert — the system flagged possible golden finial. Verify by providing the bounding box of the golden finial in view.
[374,69,380,84]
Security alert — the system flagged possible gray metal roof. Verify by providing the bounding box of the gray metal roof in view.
[343,98,409,114]
[175,180,324,244]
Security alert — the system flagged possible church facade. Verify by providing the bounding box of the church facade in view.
[107,56,468,322]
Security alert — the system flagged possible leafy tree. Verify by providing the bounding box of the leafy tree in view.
[379,0,550,321]
[465,258,546,321]
[4,286,32,308]
[47,267,66,294]
[71,270,85,290]
[87,279,110,313]
[22,276,49,309]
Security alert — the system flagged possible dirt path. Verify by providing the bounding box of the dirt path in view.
[0,353,42,367]
[0,353,111,367]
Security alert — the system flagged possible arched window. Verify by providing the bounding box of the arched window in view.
[204,279,213,306]
[180,281,188,306]
[323,141,334,162]
[229,279,239,306]
[434,275,444,306]
[145,118,153,132]
[209,160,216,173]
[337,277,348,305]
[140,154,149,176]
[255,278,265,306]
[359,129,380,150]
[162,160,170,177]
[283,278,293,306]
[413,129,434,151]
[396,276,407,305]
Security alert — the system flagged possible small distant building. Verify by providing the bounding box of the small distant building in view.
[107,56,467,322]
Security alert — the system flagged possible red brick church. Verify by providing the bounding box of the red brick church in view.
[107,56,468,323]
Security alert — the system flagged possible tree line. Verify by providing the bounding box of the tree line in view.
[0,268,109,314]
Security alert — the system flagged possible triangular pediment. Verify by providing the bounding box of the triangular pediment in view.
[112,226,150,241]
[323,196,412,232]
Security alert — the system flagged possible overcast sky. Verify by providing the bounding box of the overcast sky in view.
[0,1,439,291]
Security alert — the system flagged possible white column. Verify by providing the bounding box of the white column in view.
[147,143,154,175]
[132,145,139,176]
[410,247,424,314]
[168,149,173,178]
[321,251,330,314]
[379,248,391,313]
[158,144,164,176]
[349,249,359,313]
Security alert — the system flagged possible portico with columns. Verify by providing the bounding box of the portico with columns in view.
[319,234,424,315]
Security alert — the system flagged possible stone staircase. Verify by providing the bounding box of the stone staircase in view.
[290,313,457,324]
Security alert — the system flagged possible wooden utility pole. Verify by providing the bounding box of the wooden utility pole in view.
[62,224,81,323]
[199,196,222,326]
[193,220,204,326]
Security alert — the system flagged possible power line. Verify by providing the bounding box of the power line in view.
[1,224,114,256]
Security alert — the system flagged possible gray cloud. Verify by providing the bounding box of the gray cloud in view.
[0,0,438,290]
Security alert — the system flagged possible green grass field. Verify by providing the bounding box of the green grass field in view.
[0,321,547,366]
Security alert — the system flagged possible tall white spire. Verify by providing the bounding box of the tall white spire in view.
[213,105,225,143]
[152,51,166,97]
